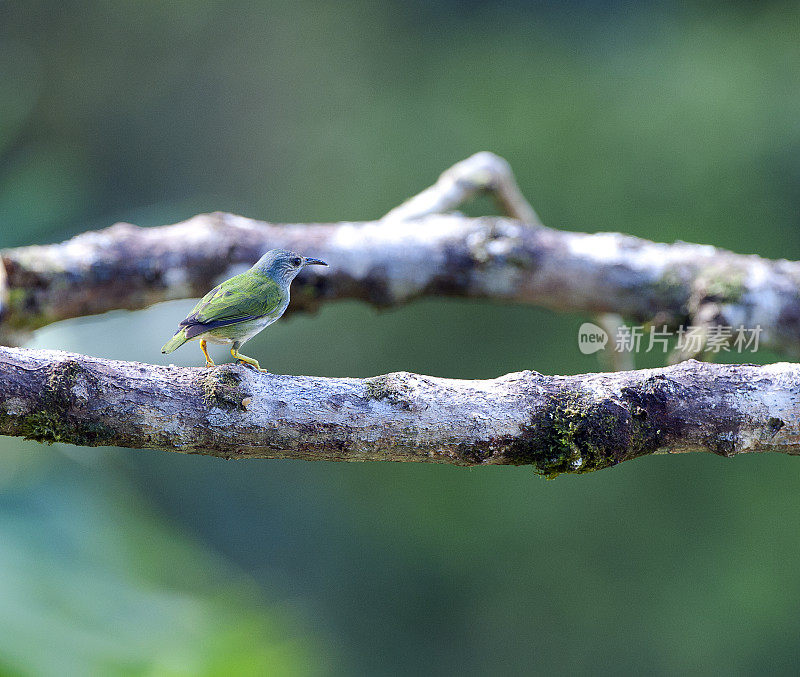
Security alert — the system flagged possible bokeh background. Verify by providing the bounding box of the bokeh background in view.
[3,1,800,674]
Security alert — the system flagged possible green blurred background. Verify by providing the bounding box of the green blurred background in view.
[3,1,800,675]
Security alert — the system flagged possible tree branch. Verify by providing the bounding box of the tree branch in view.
[1,346,797,475]
[5,154,797,473]
[3,153,800,358]
[382,150,541,224]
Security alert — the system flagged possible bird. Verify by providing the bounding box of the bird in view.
[161,248,327,372]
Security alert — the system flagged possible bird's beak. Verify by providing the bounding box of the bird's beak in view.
[303,257,328,267]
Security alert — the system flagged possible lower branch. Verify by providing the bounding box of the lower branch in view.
[1,347,797,476]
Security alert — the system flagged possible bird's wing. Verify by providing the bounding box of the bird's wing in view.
[178,272,284,338]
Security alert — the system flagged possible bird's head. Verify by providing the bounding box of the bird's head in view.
[253,248,328,285]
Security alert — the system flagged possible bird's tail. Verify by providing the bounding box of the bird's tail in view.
[161,328,188,354]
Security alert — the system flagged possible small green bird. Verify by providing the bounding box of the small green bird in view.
[161,249,327,371]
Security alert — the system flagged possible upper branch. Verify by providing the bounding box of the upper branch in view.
[0,347,797,475]
[3,152,800,358]
[5,213,800,355]
[382,151,541,224]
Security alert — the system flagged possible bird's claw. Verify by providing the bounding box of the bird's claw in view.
[237,360,269,374]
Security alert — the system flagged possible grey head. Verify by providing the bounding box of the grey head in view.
[252,248,328,286]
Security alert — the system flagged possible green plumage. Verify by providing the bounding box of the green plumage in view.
[160,331,188,354]
[186,271,284,325]
[160,248,327,371]
[161,271,285,353]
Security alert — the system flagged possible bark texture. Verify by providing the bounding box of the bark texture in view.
[1,347,797,475]
[3,153,800,358]
[3,152,799,474]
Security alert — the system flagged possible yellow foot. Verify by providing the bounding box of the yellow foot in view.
[200,340,215,367]
[231,348,268,373]
[237,360,269,373]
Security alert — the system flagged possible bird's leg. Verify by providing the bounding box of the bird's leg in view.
[231,344,268,373]
[200,339,215,367]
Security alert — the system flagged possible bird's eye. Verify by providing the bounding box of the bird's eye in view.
[291,257,302,267]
